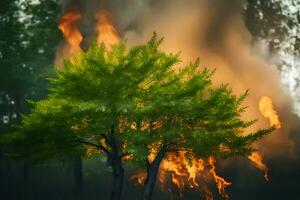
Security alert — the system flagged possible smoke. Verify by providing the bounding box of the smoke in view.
[56,0,295,157]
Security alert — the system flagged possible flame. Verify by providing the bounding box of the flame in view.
[259,96,281,128]
[248,152,269,181]
[208,157,231,199]
[95,10,120,48]
[131,150,230,200]
[251,96,280,181]
[58,11,83,54]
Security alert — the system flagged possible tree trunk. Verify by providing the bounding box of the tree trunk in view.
[141,147,166,200]
[15,91,29,183]
[15,90,23,124]
[110,154,124,200]
[109,124,124,200]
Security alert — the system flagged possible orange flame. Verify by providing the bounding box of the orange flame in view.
[259,96,281,128]
[58,11,83,54]
[95,10,120,48]
[208,157,231,199]
[248,152,269,181]
[253,96,280,181]
[131,150,230,199]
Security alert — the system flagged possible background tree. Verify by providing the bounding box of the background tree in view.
[0,0,61,183]
[0,0,60,127]
[243,0,300,117]
[244,0,299,55]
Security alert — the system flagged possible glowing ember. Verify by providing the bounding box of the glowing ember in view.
[95,10,120,48]
[259,96,281,128]
[248,152,269,181]
[58,11,83,54]
[208,157,231,199]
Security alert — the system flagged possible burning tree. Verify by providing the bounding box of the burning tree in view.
[121,36,274,199]
[1,34,273,200]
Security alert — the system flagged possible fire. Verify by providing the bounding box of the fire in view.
[95,10,120,48]
[208,157,231,200]
[158,151,205,195]
[248,152,269,181]
[58,11,83,54]
[259,96,281,128]
[55,9,120,67]
[131,150,231,200]
[249,96,281,181]
[55,9,275,199]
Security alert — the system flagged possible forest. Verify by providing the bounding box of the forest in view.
[0,0,300,200]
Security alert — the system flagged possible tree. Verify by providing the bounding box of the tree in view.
[243,0,300,117]
[1,34,273,200]
[116,37,273,200]
[0,0,61,126]
[244,0,299,55]
[0,0,61,183]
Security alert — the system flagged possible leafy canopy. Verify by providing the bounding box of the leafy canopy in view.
[2,34,272,163]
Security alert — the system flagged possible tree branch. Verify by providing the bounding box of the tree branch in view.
[75,139,111,156]
[167,148,193,153]
[166,138,185,148]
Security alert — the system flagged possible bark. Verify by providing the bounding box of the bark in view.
[109,124,124,200]
[15,91,29,183]
[110,154,124,200]
[141,147,167,200]
[77,124,125,200]
[15,90,23,124]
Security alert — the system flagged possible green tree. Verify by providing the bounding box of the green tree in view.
[1,35,273,200]
[0,0,61,182]
[0,0,61,127]
[244,0,298,53]
[119,37,273,200]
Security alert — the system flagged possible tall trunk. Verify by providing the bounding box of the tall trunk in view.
[141,147,166,200]
[15,91,29,183]
[109,124,124,200]
[73,156,83,194]
[110,154,124,200]
[15,90,23,124]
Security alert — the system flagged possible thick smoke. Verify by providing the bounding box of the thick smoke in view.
[57,0,295,157]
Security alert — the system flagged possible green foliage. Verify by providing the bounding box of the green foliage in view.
[244,0,299,55]
[1,34,272,165]
[0,0,61,130]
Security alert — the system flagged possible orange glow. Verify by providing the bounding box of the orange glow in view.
[208,157,231,199]
[131,150,230,199]
[86,146,100,157]
[130,171,146,185]
[95,10,120,48]
[58,11,83,54]
[259,96,281,128]
[248,152,269,181]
